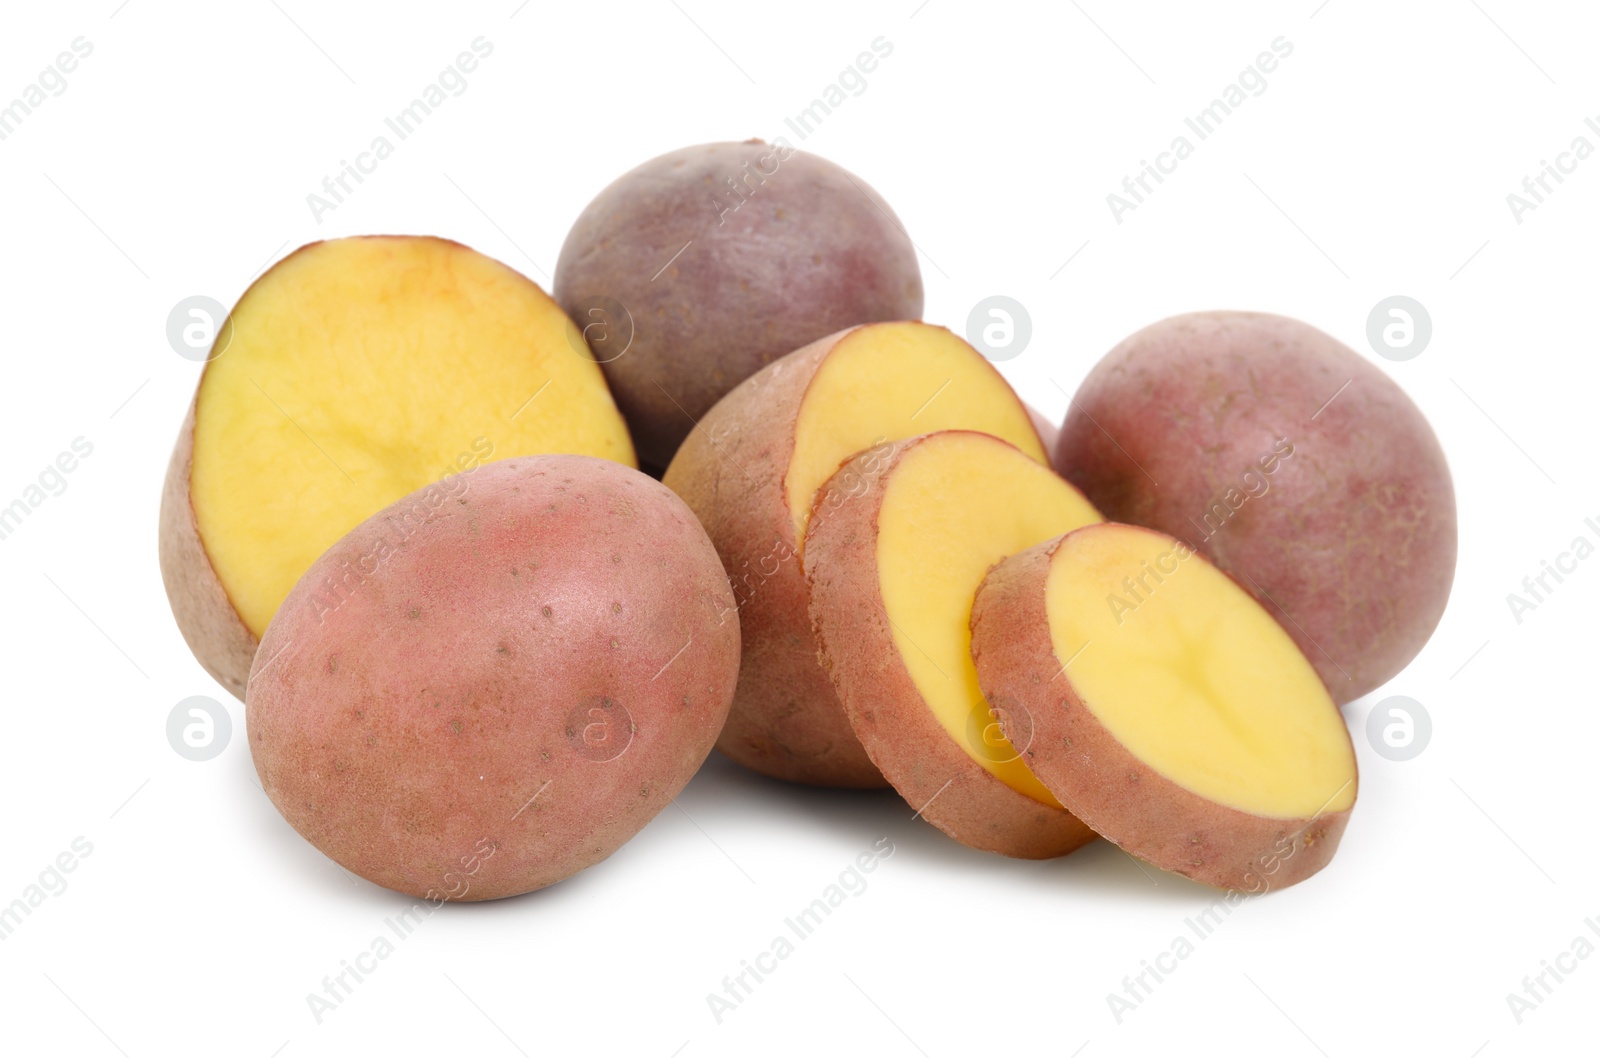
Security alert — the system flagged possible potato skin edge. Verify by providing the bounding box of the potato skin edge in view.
[158,395,258,699]
[804,434,1097,858]
[664,328,886,788]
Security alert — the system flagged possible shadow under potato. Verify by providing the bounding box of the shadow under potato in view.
[680,752,1215,906]
[238,743,1216,909]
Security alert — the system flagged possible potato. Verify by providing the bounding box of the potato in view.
[1025,404,1059,453]
[1054,311,1456,703]
[804,431,1102,856]
[554,140,924,469]
[664,322,1047,788]
[245,455,739,900]
[160,236,634,698]
[971,522,1358,890]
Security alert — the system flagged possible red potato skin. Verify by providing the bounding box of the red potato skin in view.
[663,329,884,788]
[246,456,739,900]
[970,529,1352,890]
[1054,312,1456,704]
[804,436,1098,858]
[158,398,257,699]
[555,140,924,468]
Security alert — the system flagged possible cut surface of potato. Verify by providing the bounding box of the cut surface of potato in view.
[663,322,1044,788]
[804,430,1102,856]
[971,522,1357,889]
[875,432,1098,804]
[162,236,634,695]
[1047,525,1355,817]
[786,324,1047,536]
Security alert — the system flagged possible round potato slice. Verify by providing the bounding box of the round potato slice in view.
[970,522,1358,890]
[804,431,1102,858]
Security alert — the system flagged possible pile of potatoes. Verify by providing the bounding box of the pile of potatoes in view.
[160,140,1455,900]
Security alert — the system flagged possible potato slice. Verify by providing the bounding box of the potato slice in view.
[971,522,1358,890]
[664,322,1046,788]
[804,430,1101,857]
[160,236,635,696]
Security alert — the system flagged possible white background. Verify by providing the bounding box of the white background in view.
[1,1,1595,1055]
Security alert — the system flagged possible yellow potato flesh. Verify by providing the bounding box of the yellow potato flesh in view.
[787,322,1045,539]
[876,433,1102,805]
[1045,525,1357,818]
[191,237,634,637]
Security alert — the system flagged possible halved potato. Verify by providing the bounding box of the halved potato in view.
[803,430,1102,856]
[970,522,1358,889]
[664,322,1047,788]
[160,236,635,696]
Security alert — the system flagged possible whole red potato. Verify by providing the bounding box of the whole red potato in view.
[246,455,740,900]
[1054,311,1456,704]
[554,140,924,469]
